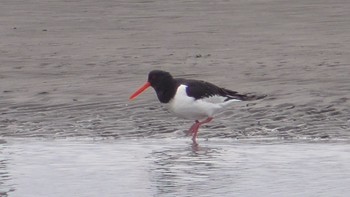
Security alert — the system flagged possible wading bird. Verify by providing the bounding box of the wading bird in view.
[130,70,263,144]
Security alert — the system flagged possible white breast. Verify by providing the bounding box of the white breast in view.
[165,85,240,120]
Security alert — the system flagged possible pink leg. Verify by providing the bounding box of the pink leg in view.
[191,117,213,143]
[187,120,199,136]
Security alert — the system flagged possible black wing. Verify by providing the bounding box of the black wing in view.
[175,78,254,101]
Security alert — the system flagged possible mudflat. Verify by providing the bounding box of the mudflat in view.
[0,0,349,139]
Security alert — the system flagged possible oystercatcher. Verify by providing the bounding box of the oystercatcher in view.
[130,70,262,143]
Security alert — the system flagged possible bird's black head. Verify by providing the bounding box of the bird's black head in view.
[130,70,176,102]
[147,70,176,103]
[148,70,173,89]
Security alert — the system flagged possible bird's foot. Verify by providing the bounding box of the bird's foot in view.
[192,137,198,146]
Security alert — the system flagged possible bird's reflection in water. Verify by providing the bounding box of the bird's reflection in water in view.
[148,141,226,196]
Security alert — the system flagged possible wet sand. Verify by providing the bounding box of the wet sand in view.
[1,0,350,139]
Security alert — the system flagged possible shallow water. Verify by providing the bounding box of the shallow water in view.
[1,138,350,197]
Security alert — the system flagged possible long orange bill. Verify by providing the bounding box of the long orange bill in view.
[129,82,151,100]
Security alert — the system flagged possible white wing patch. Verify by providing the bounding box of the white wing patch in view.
[201,95,241,104]
[165,85,241,120]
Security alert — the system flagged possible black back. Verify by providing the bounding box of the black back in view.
[176,78,251,101]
